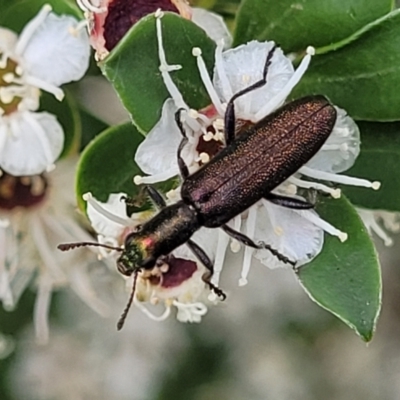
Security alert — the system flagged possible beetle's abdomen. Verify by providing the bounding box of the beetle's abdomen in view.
[182,96,337,227]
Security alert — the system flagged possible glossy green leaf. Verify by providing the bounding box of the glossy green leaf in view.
[342,121,400,211]
[292,10,400,121]
[39,91,81,158]
[76,123,144,211]
[0,0,81,32]
[298,196,381,341]
[234,0,393,52]
[101,12,216,134]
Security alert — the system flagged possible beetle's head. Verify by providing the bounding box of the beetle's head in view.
[117,232,155,276]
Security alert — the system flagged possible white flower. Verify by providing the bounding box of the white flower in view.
[85,191,219,323]
[77,0,230,59]
[133,12,380,288]
[0,158,109,344]
[0,5,90,175]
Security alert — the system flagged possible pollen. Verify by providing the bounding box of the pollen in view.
[192,47,202,57]
[203,131,214,141]
[133,175,143,185]
[274,226,284,236]
[199,152,210,163]
[372,181,381,190]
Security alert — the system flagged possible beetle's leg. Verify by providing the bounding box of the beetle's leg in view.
[120,195,136,206]
[224,44,277,146]
[264,193,314,209]
[175,108,190,179]
[121,187,166,210]
[146,185,167,209]
[221,224,296,266]
[186,239,227,300]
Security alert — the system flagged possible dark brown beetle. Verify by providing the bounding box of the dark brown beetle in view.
[59,46,336,328]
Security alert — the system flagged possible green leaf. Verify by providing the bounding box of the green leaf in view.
[292,10,400,121]
[0,0,81,32]
[233,0,393,53]
[76,123,144,212]
[298,196,381,341]
[342,121,400,211]
[101,12,216,134]
[39,90,81,158]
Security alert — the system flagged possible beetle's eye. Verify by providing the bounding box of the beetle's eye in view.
[117,260,132,276]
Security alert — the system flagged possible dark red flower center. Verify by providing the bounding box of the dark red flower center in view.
[148,256,197,288]
[104,0,179,51]
[0,172,48,210]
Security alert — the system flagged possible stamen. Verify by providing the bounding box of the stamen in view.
[239,206,257,286]
[15,5,53,56]
[155,14,188,110]
[254,46,315,121]
[214,39,233,101]
[299,166,381,190]
[2,73,14,84]
[295,209,348,242]
[203,131,214,141]
[134,168,179,185]
[0,226,13,308]
[24,75,64,101]
[69,267,110,317]
[33,276,52,345]
[358,209,393,246]
[31,217,65,279]
[288,176,341,198]
[209,229,230,300]
[134,296,171,321]
[68,20,89,37]
[173,300,207,322]
[180,110,203,132]
[76,0,106,13]
[83,192,133,226]
[230,215,242,252]
[192,47,224,115]
[197,152,210,163]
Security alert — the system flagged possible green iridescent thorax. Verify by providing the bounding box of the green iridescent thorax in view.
[117,234,154,276]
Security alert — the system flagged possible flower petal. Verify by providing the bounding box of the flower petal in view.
[0,111,63,175]
[253,200,324,269]
[174,227,219,263]
[191,8,232,49]
[135,99,182,176]
[0,28,18,54]
[306,106,360,173]
[213,41,294,119]
[86,193,129,238]
[22,13,90,86]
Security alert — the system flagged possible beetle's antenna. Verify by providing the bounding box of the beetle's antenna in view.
[117,271,139,330]
[57,242,123,252]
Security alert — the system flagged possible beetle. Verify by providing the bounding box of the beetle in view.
[58,45,337,328]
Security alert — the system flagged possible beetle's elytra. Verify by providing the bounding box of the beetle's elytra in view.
[182,95,336,227]
[58,45,337,329]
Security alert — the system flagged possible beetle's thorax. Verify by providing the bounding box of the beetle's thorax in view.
[122,201,200,273]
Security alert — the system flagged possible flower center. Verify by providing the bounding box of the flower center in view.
[147,256,197,288]
[104,0,179,51]
[0,172,48,210]
[196,118,253,165]
[0,53,24,116]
